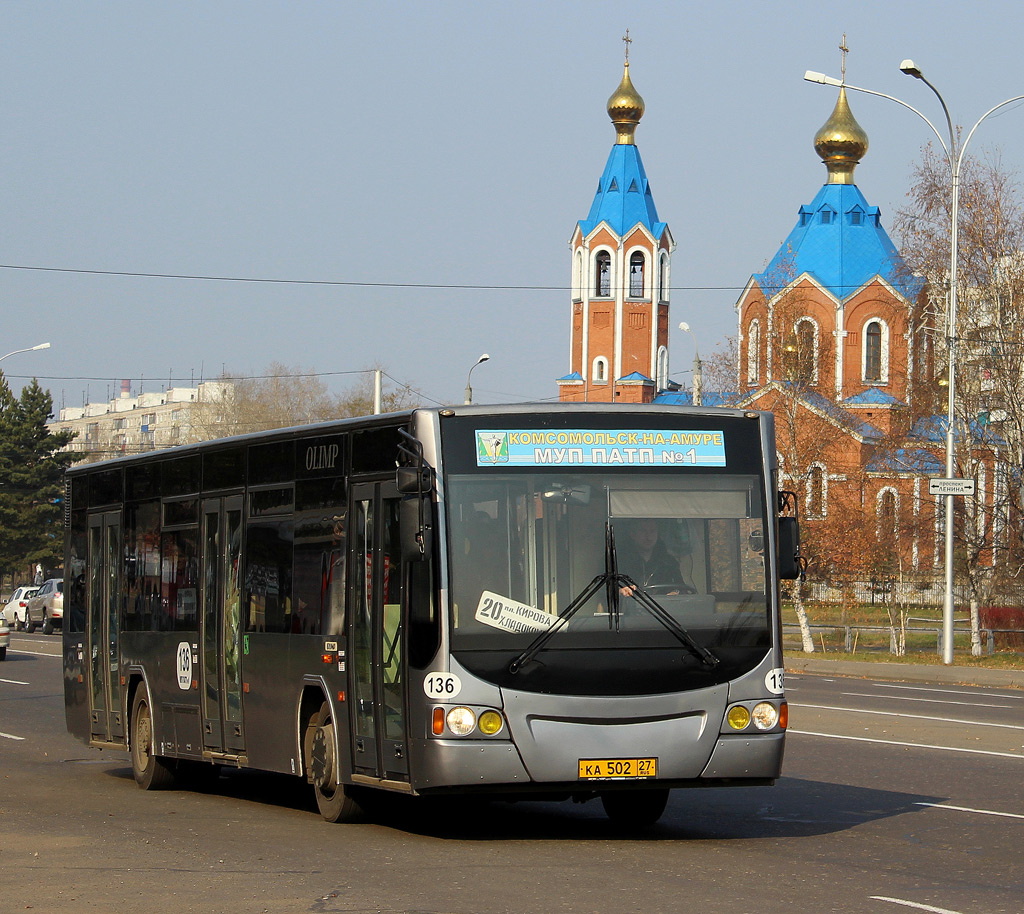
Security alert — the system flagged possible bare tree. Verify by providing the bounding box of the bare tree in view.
[189,363,421,442]
[743,278,855,653]
[895,145,1024,653]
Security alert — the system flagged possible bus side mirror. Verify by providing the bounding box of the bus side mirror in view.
[777,516,801,580]
[400,495,433,562]
[397,465,432,494]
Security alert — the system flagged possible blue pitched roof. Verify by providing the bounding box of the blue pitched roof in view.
[740,382,883,440]
[799,388,884,440]
[909,415,1006,447]
[653,390,737,407]
[556,371,583,382]
[843,388,907,408]
[753,183,923,302]
[867,448,944,475]
[618,371,653,382]
[578,143,667,239]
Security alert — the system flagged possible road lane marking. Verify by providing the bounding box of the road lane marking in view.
[0,677,29,685]
[841,691,1019,710]
[873,683,1023,700]
[914,801,1024,821]
[871,897,963,914]
[0,731,26,741]
[7,648,61,658]
[790,729,1024,759]
[799,702,1024,731]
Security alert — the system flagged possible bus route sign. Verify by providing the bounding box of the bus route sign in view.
[475,428,727,468]
[928,478,975,497]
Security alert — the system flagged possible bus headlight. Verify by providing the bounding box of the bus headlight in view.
[478,710,504,735]
[446,707,476,736]
[751,702,779,730]
[726,705,751,730]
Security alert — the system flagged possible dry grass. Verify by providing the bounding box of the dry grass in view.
[782,600,1024,668]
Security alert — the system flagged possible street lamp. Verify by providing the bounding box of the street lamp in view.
[805,64,1024,665]
[0,342,51,364]
[464,353,490,405]
[678,323,702,406]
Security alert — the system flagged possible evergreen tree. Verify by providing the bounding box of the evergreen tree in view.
[0,372,78,576]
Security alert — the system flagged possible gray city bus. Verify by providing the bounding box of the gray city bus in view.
[64,404,799,825]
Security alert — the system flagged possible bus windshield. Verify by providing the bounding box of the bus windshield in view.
[446,471,770,695]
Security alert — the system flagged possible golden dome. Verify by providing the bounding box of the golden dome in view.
[607,61,645,145]
[814,87,869,184]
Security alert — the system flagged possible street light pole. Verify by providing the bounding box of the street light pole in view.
[464,353,490,405]
[678,323,702,406]
[0,342,51,365]
[805,65,1024,664]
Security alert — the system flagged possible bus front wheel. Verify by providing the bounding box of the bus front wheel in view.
[600,788,669,827]
[309,702,360,823]
[130,690,176,790]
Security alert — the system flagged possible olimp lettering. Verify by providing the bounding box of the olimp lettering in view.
[305,443,339,471]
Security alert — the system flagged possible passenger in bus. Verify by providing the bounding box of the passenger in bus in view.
[616,518,690,596]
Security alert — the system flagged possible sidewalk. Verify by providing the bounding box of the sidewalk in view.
[785,655,1024,689]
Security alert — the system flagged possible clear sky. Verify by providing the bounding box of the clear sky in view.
[3,1,1024,412]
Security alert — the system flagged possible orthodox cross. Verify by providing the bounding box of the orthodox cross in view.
[622,29,632,63]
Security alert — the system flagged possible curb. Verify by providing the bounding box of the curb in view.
[785,655,1024,689]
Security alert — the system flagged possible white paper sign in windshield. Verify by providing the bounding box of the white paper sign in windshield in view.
[475,591,558,633]
[475,429,727,467]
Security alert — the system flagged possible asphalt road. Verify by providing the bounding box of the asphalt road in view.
[2,631,1022,914]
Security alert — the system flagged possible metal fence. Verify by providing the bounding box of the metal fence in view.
[782,622,1023,655]
[791,578,1024,609]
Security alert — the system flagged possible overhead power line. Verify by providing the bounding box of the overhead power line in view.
[0,261,750,292]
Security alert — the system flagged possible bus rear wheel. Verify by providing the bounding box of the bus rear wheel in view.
[131,691,176,790]
[309,701,360,823]
[600,788,669,827]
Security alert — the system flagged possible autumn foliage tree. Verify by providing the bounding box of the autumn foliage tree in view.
[895,145,1024,652]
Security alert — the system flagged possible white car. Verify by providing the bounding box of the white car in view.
[0,615,8,660]
[2,586,38,630]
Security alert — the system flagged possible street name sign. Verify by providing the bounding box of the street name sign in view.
[928,478,975,497]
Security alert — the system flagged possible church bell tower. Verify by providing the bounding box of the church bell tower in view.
[557,36,675,403]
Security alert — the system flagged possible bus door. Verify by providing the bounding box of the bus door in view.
[200,495,245,755]
[88,511,124,742]
[349,482,409,781]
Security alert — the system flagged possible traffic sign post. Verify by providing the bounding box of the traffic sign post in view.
[928,478,975,497]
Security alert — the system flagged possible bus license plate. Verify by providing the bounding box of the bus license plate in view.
[578,758,658,779]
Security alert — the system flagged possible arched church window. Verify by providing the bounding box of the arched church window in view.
[629,252,645,298]
[659,254,669,302]
[656,346,669,390]
[865,320,883,382]
[877,489,898,543]
[572,250,583,302]
[747,319,761,384]
[807,465,826,519]
[792,318,817,384]
[595,252,611,297]
[593,356,609,384]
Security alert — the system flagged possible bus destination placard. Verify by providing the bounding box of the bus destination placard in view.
[475,429,727,468]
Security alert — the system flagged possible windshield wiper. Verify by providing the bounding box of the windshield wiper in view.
[509,522,718,674]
